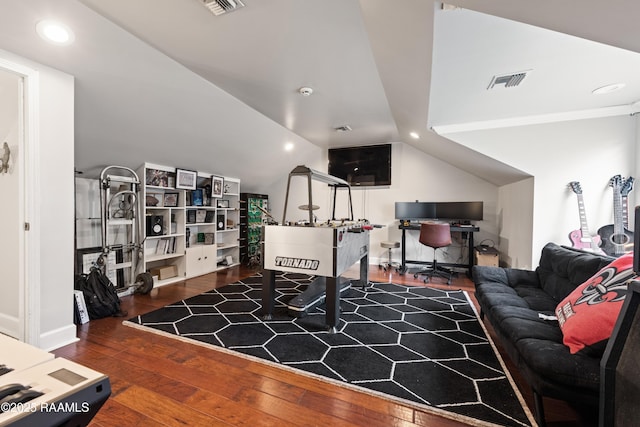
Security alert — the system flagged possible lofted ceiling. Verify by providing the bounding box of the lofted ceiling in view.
[1,0,640,189]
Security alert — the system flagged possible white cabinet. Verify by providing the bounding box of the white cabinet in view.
[185,245,217,278]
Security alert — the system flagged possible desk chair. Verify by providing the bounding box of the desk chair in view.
[414,222,454,285]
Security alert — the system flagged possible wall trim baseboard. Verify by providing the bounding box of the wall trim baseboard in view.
[39,324,78,351]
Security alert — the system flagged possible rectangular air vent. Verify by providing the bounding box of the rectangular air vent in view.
[200,0,245,16]
[487,71,529,89]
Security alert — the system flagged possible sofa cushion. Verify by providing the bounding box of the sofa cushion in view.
[490,305,564,343]
[515,338,600,392]
[536,244,614,302]
[555,252,635,356]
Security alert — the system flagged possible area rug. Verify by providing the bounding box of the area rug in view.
[124,272,536,427]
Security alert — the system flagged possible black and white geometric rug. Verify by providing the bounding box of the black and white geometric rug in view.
[125,272,535,427]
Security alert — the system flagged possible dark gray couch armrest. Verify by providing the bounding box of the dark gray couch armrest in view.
[473,265,539,288]
[472,265,508,285]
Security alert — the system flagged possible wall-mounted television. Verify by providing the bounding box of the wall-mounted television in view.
[328,144,391,186]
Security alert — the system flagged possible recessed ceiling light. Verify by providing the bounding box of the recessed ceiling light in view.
[284,142,294,151]
[592,83,625,95]
[410,132,420,139]
[36,20,75,45]
[298,87,313,96]
[334,125,352,132]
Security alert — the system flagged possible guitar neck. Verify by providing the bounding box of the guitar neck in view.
[575,193,591,236]
[622,195,629,229]
[613,190,624,234]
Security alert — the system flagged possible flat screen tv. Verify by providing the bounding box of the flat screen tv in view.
[328,144,391,186]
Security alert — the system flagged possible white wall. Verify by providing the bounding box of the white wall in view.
[0,71,20,336]
[449,114,637,267]
[497,178,534,268]
[0,49,76,350]
[38,67,75,350]
[258,143,500,269]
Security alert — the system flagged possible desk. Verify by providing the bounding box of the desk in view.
[398,223,479,276]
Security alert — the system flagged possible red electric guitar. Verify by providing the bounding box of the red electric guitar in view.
[597,175,634,257]
[568,181,604,254]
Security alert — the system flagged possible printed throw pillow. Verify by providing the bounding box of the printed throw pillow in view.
[555,252,635,355]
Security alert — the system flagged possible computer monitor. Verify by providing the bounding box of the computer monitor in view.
[395,202,436,220]
[394,201,483,221]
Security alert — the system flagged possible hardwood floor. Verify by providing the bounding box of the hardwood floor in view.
[54,266,593,426]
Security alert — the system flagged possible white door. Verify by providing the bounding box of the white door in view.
[0,68,23,338]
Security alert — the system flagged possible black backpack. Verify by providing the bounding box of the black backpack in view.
[75,268,127,320]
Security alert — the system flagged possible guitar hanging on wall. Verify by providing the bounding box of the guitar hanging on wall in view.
[597,175,634,257]
[568,181,604,254]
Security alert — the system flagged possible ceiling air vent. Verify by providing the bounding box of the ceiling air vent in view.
[487,71,529,90]
[200,0,245,16]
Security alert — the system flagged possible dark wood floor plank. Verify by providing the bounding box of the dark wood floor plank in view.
[183,389,290,427]
[233,387,362,427]
[112,385,229,427]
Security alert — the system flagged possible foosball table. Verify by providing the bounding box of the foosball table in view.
[261,166,372,333]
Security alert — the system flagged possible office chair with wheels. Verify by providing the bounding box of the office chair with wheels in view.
[414,222,454,285]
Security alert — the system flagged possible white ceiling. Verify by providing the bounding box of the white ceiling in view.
[1,0,639,189]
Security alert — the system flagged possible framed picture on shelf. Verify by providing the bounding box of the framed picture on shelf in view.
[204,233,214,245]
[205,211,215,223]
[146,169,169,187]
[191,189,204,206]
[217,199,230,208]
[186,210,196,224]
[176,168,197,190]
[163,192,179,207]
[211,176,224,198]
[146,193,163,207]
[196,209,207,223]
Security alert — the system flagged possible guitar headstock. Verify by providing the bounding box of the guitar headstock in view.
[568,181,582,194]
[621,176,635,196]
[609,174,623,191]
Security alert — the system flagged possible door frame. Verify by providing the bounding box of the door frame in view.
[0,54,40,345]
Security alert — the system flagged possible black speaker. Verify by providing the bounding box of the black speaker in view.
[146,215,163,236]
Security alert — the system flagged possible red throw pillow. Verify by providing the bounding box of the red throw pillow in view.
[555,253,635,355]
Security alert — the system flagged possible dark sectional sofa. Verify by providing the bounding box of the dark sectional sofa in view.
[472,242,614,426]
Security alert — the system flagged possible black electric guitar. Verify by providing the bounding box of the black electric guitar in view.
[597,175,634,257]
[568,181,604,254]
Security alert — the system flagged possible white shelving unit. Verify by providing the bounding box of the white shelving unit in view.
[216,177,241,269]
[138,163,187,288]
[138,163,240,287]
[185,171,218,278]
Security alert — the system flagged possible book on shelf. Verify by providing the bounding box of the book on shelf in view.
[156,239,168,255]
[196,209,207,223]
